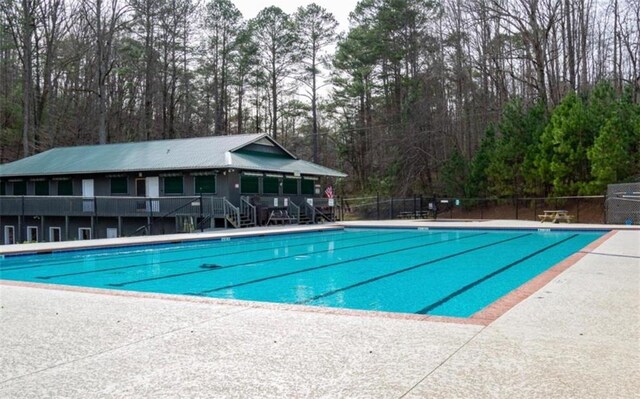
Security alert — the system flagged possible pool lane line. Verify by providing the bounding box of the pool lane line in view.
[105,230,474,287]
[187,232,490,296]
[1,229,358,272]
[296,233,533,305]
[34,230,407,280]
[414,233,579,315]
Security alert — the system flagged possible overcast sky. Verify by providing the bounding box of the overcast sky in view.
[233,0,360,32]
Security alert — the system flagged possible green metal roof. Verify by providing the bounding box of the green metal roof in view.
[0,134,347,178]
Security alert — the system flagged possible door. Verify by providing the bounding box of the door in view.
[82,179,95,212]
[135,178,146,197]
[146,177,159,197]
[4,226,15,245]
[146,177,160,212]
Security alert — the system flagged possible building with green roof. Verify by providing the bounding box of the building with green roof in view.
[0,134,346,243]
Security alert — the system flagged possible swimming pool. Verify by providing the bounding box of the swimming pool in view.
[0,228,605,318]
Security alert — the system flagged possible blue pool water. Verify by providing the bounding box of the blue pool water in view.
[0,228,605,318]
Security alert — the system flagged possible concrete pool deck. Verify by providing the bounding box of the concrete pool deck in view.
[1,221,638,398]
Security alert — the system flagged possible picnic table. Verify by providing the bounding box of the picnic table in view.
[266,208,296,225]
[538,210,574,223]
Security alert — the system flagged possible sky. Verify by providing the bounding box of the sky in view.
[233,0,360,33]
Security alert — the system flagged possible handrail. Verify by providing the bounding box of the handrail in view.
[132,197,202,236]
[223,198,240,228]
[287,200,300,223]
[240,196,256,226]
[302,200,337,223]
[302,201,316,223]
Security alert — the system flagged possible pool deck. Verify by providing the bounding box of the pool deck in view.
[1,220,638,398]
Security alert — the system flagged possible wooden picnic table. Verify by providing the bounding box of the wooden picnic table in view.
[538,210,574,223]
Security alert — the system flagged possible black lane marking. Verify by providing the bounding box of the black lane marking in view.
[2,229,354,272]
[415,234,579,314]
[34,230,395,280]
[106,230,465,287]
[187,233,489,296]
[296,233,533,305]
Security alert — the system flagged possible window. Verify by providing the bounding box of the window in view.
[49,227,62,242]
[163,176,183,195]
[78,228,92,240]
[262,177,279,194]
[283,178,298,195]
[13,181,26,195]
[195,175,216,194]
[27,226,38,242]
[0,181,5,195]
[57,180,73,195]
[35,181,49,196]
[240,175,259,194]
[110,177,128,194]
[301,179,315,195]
[4,226,15,245]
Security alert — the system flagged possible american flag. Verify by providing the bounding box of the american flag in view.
[324,185,334,199]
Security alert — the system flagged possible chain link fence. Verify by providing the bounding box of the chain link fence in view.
[606,183,640,225]
[341,195,609,224]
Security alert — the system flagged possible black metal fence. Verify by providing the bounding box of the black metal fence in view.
[341,195,608,224]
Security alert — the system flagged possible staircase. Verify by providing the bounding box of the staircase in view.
[224,198,257,229]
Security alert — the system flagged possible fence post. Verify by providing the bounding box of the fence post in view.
[515,197,519,220]
[20,195,25,243]
[413,195,416,219]
[199,193,204,232]
[603,193,607,224]
[390,197,394,219]
[376,193,380,220]
[93,196,98,239]
[576,197,580,223]
[533,198,537,222]
[147,198,153,235]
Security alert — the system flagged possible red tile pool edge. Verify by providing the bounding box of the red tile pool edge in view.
[0,230,618,326]
[469,229,619,323]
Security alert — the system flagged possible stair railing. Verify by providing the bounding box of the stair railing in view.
[287,199,300,224]
[223,198,241,228]
[240,196,257,226]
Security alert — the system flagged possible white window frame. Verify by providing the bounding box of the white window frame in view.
[49,227,62,242]
[4,225,15,245]
[26,226,39,242]
[78,227,92,240]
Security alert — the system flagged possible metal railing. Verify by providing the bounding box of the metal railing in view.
[342,195,607,224]
[287,200,300,223]
[240,197,257,226]
[0,195,227,218]
[223,198,240,228]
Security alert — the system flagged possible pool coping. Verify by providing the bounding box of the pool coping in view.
[0,228,619,327]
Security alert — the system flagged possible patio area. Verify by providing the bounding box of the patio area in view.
[0,221,638,398]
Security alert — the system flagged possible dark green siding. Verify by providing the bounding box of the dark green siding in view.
[263,177,279,194]
[164,176,184,194]
[13,181,26,195]
[195,176,216,194]
[283,178,298,195]
[35,181,49,196]
[110,177,128,194]
[57,180,73,195]
[301,179,315,195]
[240,175,259,194]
